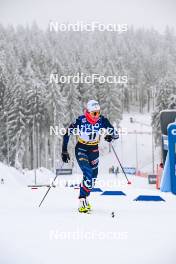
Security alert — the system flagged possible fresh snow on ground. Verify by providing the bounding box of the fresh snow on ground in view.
[0,113,175,264]
[0,161,176,264]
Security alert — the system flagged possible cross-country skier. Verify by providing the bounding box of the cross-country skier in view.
[61,100,119,213]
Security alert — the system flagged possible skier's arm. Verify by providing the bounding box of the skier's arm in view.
[62,124,74,152]
[61,119,79,163]
[102,116,119,141]
[62,118,80,152]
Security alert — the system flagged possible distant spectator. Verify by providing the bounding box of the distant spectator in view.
[109,165,115,174]
[112,165,115,173]
[115,167,119,175]
[1,178,4,184]
[130,117,133,123]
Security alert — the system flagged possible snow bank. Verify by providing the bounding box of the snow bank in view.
[24,167,55,185]
[0,162,26,187]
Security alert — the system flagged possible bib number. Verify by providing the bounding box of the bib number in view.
[88,132,97,141]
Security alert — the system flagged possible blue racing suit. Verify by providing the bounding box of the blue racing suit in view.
[62,115,119,198]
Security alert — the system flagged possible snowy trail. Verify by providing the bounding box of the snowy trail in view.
[0,169,176,264]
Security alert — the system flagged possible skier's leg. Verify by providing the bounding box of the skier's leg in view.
[81,147,99,211]
[87,147,99,189]
[75,145,94,198]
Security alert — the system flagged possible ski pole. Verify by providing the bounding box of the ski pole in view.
[39,162,64,207]
[111,143,131,185]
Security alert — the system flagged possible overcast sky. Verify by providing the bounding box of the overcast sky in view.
[0,0,176,32]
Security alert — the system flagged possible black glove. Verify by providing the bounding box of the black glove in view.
[104,135,113,142]
[61,151,70,163]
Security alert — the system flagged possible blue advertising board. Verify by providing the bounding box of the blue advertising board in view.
[123,167,136,175]
[168,123,176,194]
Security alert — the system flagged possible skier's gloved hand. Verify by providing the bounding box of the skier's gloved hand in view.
[104,135,113,142]
[61,151,70,163]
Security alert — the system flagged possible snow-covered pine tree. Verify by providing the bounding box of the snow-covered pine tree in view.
[62,78,82,161]
[45,80,66,170]
[95,59,122,125]
[8,75,26,168]
[24,62,46,169]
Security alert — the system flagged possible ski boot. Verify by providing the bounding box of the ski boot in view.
[85,197,92,212]
[78,198,89,213]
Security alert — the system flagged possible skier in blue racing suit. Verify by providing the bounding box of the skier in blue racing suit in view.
[61,100,119,213]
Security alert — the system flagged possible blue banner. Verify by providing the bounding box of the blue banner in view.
[123,167,136,175]
[168,123,176,194]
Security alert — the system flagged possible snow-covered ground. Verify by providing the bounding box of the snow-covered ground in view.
[0,161,176,264]
[0,113,175,264]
